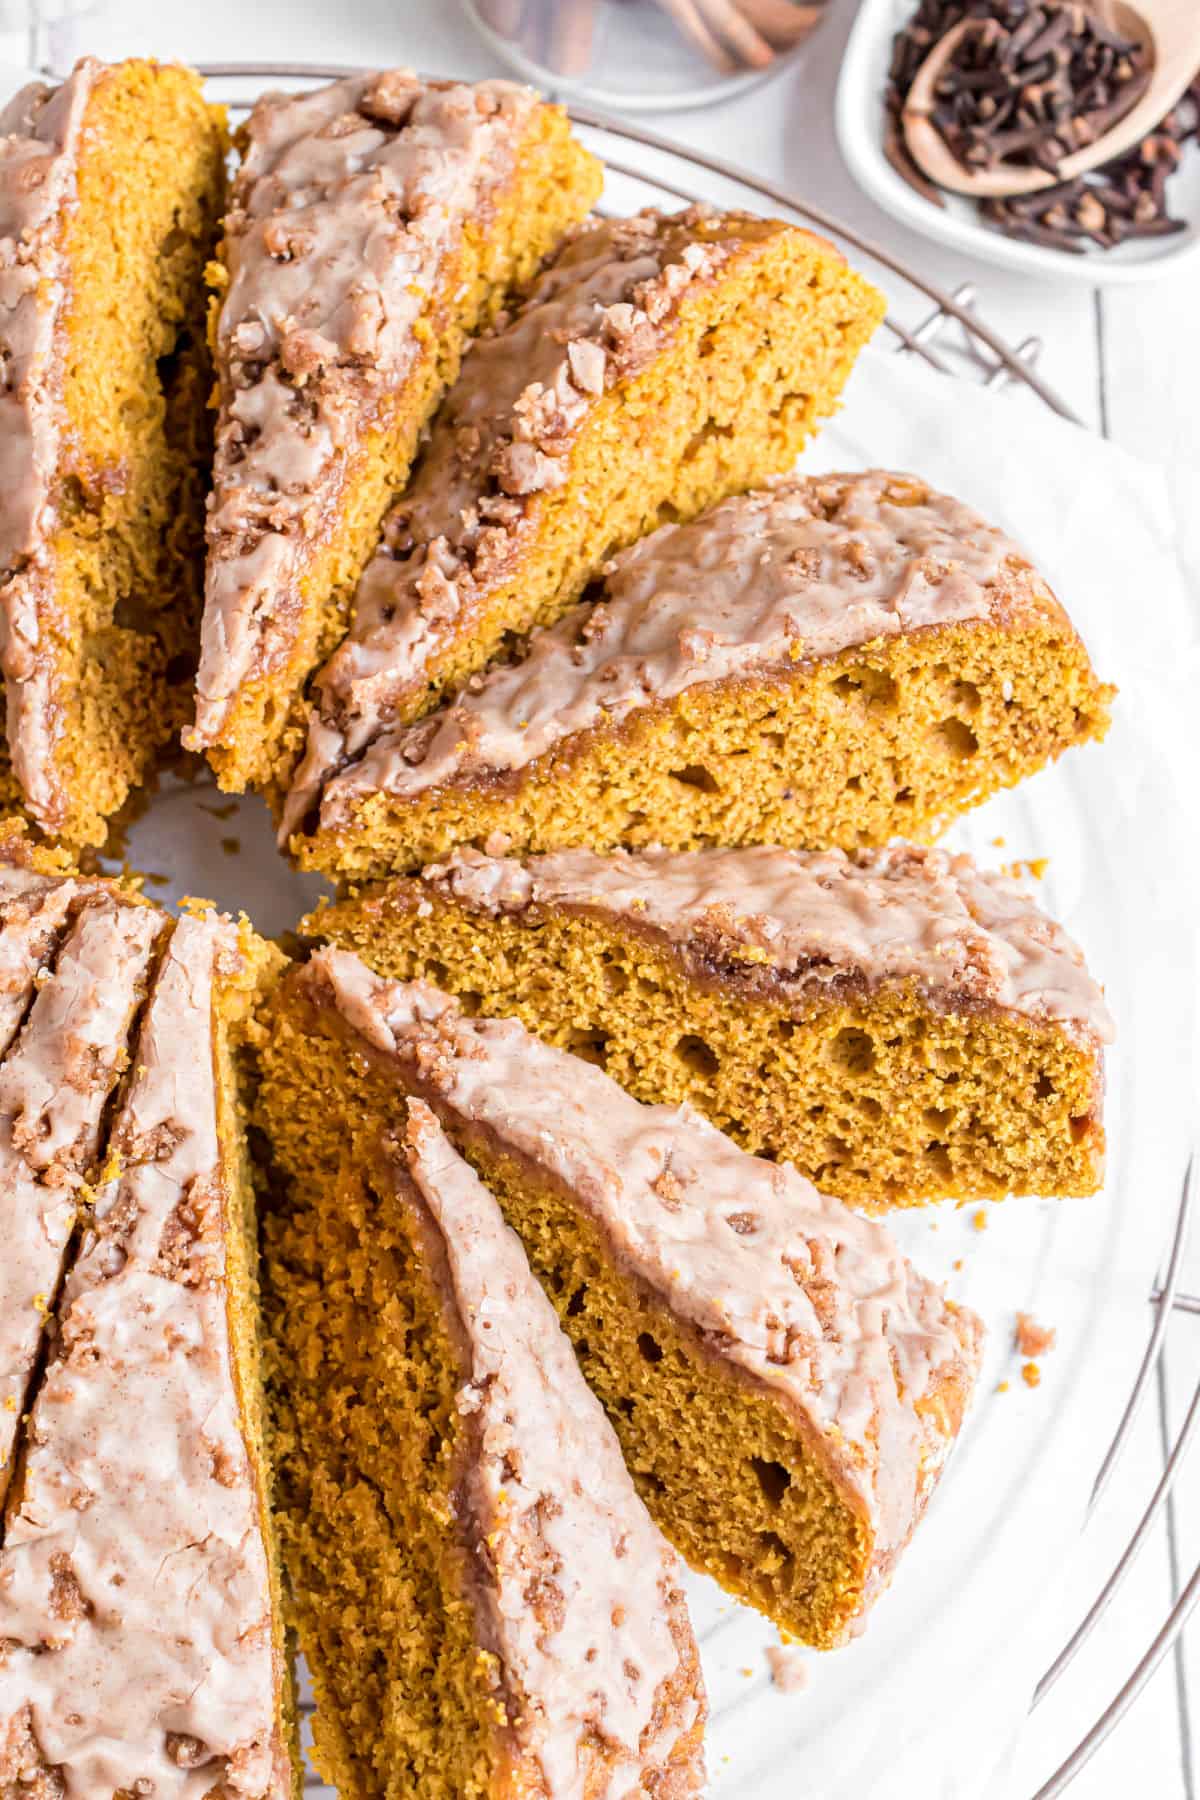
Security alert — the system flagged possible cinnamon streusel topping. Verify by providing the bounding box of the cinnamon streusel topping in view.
[282,209,745,836]
[399,1101,703,1795]
[309,950,983,1559]
[419,842,1114,1045]
[0,914,292,1800]
[189,69,539,752]
[314,471,1041,828]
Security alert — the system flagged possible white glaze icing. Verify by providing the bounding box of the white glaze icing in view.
[401,1100,703,1798]
[314,470,1036,828]
[308,952,983,1565]
[0,67,91,575]
[0,63,95,823]
[0,896,163,1488]
[188,69,538,752]
[418,842,1114,1043]
[0,914,292,1800]
[0,871,77,1056]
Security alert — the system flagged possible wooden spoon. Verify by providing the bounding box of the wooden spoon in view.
[901,0,1200,199]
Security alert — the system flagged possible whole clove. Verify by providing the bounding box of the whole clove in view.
[884,0,1200,253]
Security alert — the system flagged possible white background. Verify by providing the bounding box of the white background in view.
[21,2,1198,1794]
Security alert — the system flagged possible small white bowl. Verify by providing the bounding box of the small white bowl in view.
[835,0,1200,286]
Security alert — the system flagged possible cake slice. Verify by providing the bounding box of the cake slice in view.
[0,903,296,1797]
[259,952,984,1649]
[186,69,602,796]
[0,864,79,1053]
[294,470,1114,881]
[279,207,886,837]
[0,58,227,844]
[309,842,1113,1210]
[0,890,163,1505]
[262,1093,705,1798]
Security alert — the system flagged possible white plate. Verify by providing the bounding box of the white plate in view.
[835,0,1200,288]
[121,349,1200,1798]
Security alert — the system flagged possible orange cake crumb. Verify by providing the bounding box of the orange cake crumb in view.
[1015,1313,1057,1357]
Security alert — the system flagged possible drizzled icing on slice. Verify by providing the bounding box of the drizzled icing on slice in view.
[0,64,93,576]
[308,951,983,1563]
[419,842,1113,1043]
[0,913,292,1800]
[0,62,96,822]
[315,470,1046,829]
[281,209,750,839]
[189,69,538,751]
[0,869,78,1055]
[400,1101,703,1798]
[0,894,164,1494]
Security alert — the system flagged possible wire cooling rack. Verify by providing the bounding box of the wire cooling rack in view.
[138,63,1199,1797]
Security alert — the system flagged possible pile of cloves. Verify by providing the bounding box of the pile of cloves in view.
[885,0,1200,253]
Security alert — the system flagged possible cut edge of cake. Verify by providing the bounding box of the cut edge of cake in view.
[257,948,984,1650]
[260,1076,706,1796]
[290,470,1115,882]
[0,57,228,846]
[187,68,603,799]
[279,206,886,838]
[305,841,1112,1210]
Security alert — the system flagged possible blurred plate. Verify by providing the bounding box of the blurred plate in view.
[462,0,825,112]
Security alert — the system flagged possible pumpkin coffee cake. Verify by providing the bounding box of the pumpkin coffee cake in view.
[0,833,296,1798]
[295,469,1114,881]
[262,1091,705,1798]
[309,842,1113,1210]
[0,58,226,844]
[258,951,984,1648]
[280,206,885,839]
[0,876,163,1507]
[187,69,601,796]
